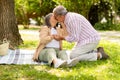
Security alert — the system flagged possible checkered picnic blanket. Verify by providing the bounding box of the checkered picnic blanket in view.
[0,49,46,65]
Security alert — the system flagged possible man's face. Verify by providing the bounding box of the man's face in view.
[54,14,64,22]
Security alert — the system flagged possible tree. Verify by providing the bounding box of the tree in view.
[0,0,23,49]
[15,0,56,28]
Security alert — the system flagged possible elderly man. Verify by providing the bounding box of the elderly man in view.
[52,5,109,61]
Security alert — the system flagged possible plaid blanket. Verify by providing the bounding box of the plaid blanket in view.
[0,49,47,65]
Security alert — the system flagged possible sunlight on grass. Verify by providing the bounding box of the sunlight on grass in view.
[22,40,120,80]
[19,40,38,49]
[18,25,40,30]
[34,65,76,77]
[20,33,39,41]
[19,32,120,80]
[94,63,113,79]
[95,63,112,73]
[34,65,48,71]
[1,31,120,80]
[63,41,75,50]
[19,33,39,49]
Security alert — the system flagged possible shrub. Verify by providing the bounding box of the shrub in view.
[94,22,120,30]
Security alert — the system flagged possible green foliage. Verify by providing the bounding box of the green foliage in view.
[15,0,57,26]
[94,22,120,30]
[15,0,120,30]
[53,0,95,18]
[115,0,120,14]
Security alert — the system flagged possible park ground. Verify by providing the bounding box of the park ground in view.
[19,29,120,43]
[18,25,120,43]
[0,26,120,80]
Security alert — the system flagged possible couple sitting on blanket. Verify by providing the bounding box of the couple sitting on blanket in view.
[33,13,79,68]
[33,5,109,68]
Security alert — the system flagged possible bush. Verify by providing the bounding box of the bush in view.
[94,22,120,30]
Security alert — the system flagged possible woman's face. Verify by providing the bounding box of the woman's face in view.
[50,15,57,27]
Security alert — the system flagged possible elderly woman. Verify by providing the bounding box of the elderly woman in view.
[33,13,79,68]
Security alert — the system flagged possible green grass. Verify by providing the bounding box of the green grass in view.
[0,30,120,80]
[0,40,120,80]
[19,40,38,49]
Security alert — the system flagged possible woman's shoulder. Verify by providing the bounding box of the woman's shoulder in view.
[41,25,49,29]
[39,26,49,31]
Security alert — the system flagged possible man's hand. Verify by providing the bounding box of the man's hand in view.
[53,34,65,41]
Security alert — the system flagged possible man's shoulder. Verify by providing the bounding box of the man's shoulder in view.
[66,12,81,20]
[65,12,83,23]
[66,12,82,18]
[68,12,81,15]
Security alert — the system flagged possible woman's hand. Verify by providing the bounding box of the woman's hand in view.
[50,35,54,39]
[32,53,39,62]
[52,34,65,41]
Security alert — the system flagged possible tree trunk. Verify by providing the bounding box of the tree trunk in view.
[0,0,23,49]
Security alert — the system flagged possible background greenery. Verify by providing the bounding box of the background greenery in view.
[0,0,120,80]
[15,0,120,30]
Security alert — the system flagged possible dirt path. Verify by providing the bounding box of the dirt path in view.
[99,31,120,42]
[19,30,120,43]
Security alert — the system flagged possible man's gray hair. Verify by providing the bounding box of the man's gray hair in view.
[53,5,67,16]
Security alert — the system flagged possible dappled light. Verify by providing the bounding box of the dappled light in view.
[0,0,120,80]
[34,65,73,77]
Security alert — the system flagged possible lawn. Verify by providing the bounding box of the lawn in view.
[0,28,120,80]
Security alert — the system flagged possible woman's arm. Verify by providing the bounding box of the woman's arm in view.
[33,41,46,61]
[59,40,62,50]
[40,26,53,45]
[33,26,53,61]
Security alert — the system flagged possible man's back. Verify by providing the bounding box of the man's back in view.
[64,12,100,46]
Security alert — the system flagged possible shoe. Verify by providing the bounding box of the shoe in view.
[67,58,79,67]
[54,59,67,68]
[97,47,110,60]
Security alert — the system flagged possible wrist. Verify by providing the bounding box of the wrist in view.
[61,36,65,40]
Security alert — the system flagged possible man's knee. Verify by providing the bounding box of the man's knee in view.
[70,53,77,59]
